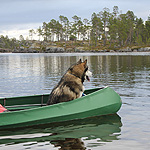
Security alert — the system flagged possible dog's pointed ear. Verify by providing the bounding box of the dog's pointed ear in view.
[77,59,82,64]
[83,59,87,67]
[83,59,87,64]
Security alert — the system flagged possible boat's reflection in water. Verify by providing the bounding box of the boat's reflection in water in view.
[0,114,122,149]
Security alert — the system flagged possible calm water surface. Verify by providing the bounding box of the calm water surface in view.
[0,53,150,150]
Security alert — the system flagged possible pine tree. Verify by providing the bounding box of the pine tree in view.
[145,16,150,44]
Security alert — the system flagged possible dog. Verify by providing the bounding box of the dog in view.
[47,59,92,105]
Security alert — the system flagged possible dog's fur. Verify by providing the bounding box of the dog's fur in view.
[47,59,92,105]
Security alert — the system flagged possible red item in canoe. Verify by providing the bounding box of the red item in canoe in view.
[0,104,7,113]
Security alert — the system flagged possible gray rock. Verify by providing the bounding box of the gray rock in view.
[46,47,65,53]
[66,48,74,52]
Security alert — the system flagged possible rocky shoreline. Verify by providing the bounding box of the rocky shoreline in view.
[0,47,150,53]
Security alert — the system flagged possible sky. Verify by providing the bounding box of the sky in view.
[0,0,150,40]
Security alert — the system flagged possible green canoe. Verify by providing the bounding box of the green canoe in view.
[0,87,122,129]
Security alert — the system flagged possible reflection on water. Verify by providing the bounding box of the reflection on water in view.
[51,138,86,150]
[0,53,150,98]
[0,114,122,149]
[0,53,150,149]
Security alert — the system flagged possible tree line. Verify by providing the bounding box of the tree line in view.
[29,6,150,48]
[1,6,150,50]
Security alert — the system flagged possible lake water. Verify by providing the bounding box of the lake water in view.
[0,53,150,150]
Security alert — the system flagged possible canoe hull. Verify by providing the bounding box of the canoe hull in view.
[0,87,122,129]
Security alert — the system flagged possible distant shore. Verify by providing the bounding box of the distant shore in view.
[0,46,150,53]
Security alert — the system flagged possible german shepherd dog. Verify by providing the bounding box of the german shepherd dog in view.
[47,59,92,105]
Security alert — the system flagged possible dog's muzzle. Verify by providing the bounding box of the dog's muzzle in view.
[85,70,92,81]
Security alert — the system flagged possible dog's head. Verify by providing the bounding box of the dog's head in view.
[68,59,92,83]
